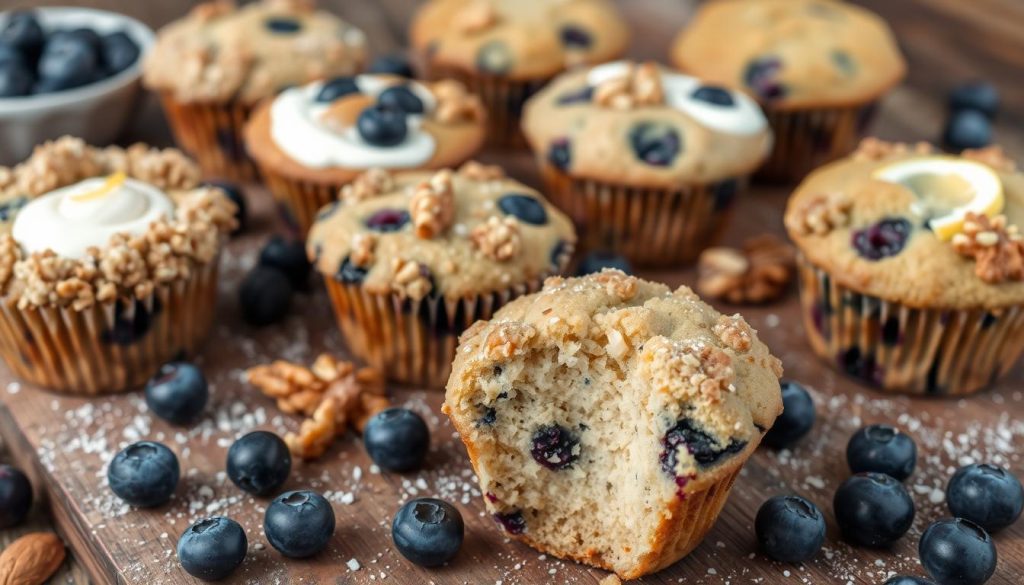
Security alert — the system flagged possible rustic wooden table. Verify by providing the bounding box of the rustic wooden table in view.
[0,1,1022,584]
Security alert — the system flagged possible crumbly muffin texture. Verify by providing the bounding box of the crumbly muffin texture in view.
[670,0,905,109]
[410,0,629,80]
[0,137,237,309]
[444,271,783,578]
[522,61,772,186]
[144,0,368,103]
[786,140,1024,309]
[307,163,576,300]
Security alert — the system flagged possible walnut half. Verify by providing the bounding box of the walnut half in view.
[952,213,1024,284]
[698,235,796,304]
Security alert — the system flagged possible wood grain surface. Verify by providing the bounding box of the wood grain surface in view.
[0,1,1022,584]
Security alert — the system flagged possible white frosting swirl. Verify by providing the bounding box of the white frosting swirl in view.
[587,62,768,136]
[12,177,175,259]
[270,76,439,169]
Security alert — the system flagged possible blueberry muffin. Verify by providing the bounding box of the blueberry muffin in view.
[522,61,771,266]
[143,0,368,182]
[244,74,486,233]
[670,0,905,181]
[786,139,1024,395]
[0,137,236,394]
[444,270,783,578]
[307,162,576,387]
[410,0,629,146]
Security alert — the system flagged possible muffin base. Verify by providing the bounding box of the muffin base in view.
[259,166,339,235]
[797,256,1024,396]
[159,94,258,183]
[539,162,741,267]
[0,260,220,395]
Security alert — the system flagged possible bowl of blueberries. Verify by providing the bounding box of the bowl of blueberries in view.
[0,7,154,164]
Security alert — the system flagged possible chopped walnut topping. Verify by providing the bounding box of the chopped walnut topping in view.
[453,0,499,33]
[7,136,107,198]
[593,62,664,110]
[410,170,455,239]
[852,138,934,162]
[482,321,537,360]
[390,258,433,300]
[247,354,388,460]
[107,144,202,191]
[350,233,376,267]
[698,235,796,304]
[642,337,735,403]
[787,192,853,236]
[340,168,394,205]
[962,146,1017,173]
[432,80,485,124]
[458,160,504,182]
[593,270,638,301]
[713,314,754,353]
[470,217,521,261]
[190,0,233,22]
[952,213,1024,284]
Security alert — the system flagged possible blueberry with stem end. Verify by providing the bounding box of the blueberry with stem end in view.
[755,495,826,563]
[833,472,914,547]
[107,441,180,507]
[392,498,464,567]
[919,518,997,585]
[264,490,335,558]
[846,424,917,481]
[227,431,292,496]
[177,517,247,581]
[946,463,1023,533]
[363,408,430,472]
[145,362,209,425]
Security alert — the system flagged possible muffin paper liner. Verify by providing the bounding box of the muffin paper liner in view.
[0,259,220,395]
[256,165,340,235]
[797,256,1024,396]
[758,102,878,183]
[324,278,544,388]
[159,93,258,183]
[538,162,742,267]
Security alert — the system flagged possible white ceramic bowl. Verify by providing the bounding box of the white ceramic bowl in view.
[0,7,155,165]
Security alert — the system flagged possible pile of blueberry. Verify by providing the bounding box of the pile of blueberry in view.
[942,81,999,152]
[755,383,1021,585]
[238,234,311,326]
[0,10,141,98]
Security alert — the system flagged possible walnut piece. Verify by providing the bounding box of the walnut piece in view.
[340,168,394,204]
[952,213,1024,284]
[787,192,853,237]
[594,62,664,110]
[698,235,796,304]
[350,233,377,267]
[470,216,521,261]
[593,269,638,301]
[458,160,504,182]
[852,137,934,162]
[409,170,455,239]
[432,80,485,124]
[713,314,754,353]
[391,258,433,300]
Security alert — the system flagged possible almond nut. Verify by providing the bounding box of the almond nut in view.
[0,532,66,585]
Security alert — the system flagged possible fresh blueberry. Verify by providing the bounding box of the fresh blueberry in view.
[107,441,180,507]
[556,85,594,105]
[337,257,368,284]
[0,61,32,97]
[550,240,573,270]
[942,110,992,151]
[946,463,1023,533]
[0,43,23,67]
[846,424,917,481]
[264,490,335,558]
[530,424,579,470]
[833,472,915,547]
[368,53,414,78]
[547,138,572,170]
[498,194,548,225]
[558,24,592,48]
[577,251,632,276]
[763,380,815,449]
[493,510,526,534]
[145,362,209,425]
[691,85,735,107]
[0,11,44,57]
[755,495,826,563]
[0,464,32,529]
[259,235,311,290]
[661,418,747,476]
[239,266,293,326]
[364,208,410,232]
[357,104,408,146]
[392,498,464,567]
[949,81,999,119]
[378,85,424,114]
[744,56,787,101]
[476,40,512,74]
[227,431,292,496]
[919,518,997,585]
[852,218,912,260]
[629,123,682,167]
[205,181,246,234]
[37,34,98,92]
[831,50,856,75]
[885,578,937,585]
[62,28,102,53]
[315,76,359,103]
[265,17,302,34]
[177,516,247,581]
[103,296,161,345]
[363,408,430,472]
[101,31,140,75]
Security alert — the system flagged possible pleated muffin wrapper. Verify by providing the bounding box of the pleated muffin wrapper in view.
[797,256,1024,397]
[159,93,259,183]
[324,278,546,388]
[538,162,745,267]
[257,165,341,236]
[0,259,220,395]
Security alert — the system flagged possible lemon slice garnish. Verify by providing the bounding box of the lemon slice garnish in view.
[873,157,1003,241]
[71,171,127,202]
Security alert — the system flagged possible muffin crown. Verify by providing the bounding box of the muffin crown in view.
[670,0,905,110]
[144,0,368,104]
[410,0,629,80]
[306,163,576,300]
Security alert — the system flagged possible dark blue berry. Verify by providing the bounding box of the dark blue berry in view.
[337,257,368,284]
[943,110,992,152]
[548,138,572,170]
[101,31,139,75]
[239,266,293,326]
[177,517,247,581]
[62,28,102,53]
[949,81,999,119]
[498,194,548,225]
[476,40,512,74]
[378,85,424,114]
[226,431,292,496]
[712,178,740,211]
[833,472,915,547]
[392,498,464,567]
[493,510,526,534]
[103,297,161,345]
[885,577,937,585]
[744,56,787,101]
[0,44,23,67]
[145,362,209,425]
[364,208,410,232]
[559,24,592,48]
[264,490,335,558]
[629,123,682,167]
[363,408,430,472]
[919,518,997,585]
[0,61,32,97]
[259,235,311,290]
[107,441,180,507]
[691,86,735,107]
[550,240,573,270]
[852,218,912,260]
[557,85,594,105]
[831,50,856,75]
[577,252,632,276]
[205,181,246,234]
[755,495,826,563]
[357,104,408,146]
[846,424,917,481]
[265,17,302,34]
[661,418,747,475]
[763,380,815,449]
[368,53,414,78]
[0,464,32,529]
[946,463,1023,533]
[0,11,44,56]
[530,425,579,470]
[315,76,359,103]
[476,406,497,427]
[37,34,98,92]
